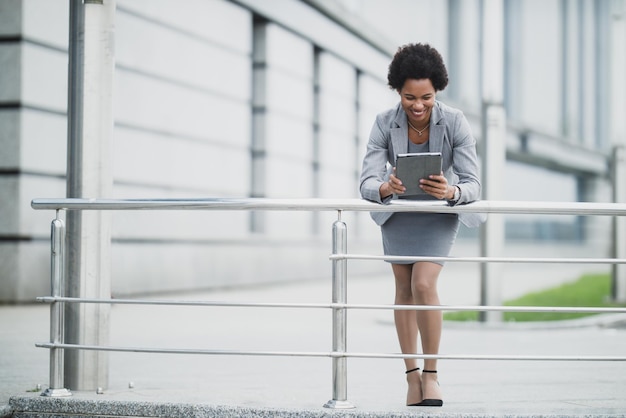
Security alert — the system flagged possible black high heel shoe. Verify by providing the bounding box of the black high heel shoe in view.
[416,370,443,407]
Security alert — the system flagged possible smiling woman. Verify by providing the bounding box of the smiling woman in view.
[359,43,484,408]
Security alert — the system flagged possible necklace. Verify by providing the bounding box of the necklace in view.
[407,119,430,136]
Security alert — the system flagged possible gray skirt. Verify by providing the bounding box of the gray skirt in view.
[381,212,460,265]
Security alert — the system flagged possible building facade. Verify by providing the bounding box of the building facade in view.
[1,0,624,302]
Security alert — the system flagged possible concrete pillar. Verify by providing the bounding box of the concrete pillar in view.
[613,146,626,302]
[479,0,506,322]
[64,0,115,391]
[610,1,626,302]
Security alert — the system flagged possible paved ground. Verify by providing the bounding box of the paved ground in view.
[2,267,626,417]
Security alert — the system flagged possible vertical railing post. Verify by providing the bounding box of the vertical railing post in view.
[42,215,72,397]
[324,211,354,409]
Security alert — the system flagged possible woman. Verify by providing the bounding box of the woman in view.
[359,43,483,407]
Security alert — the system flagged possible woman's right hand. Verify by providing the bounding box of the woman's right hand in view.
[380,168,406,198]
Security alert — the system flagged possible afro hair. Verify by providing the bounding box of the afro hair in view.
[387,43,449,92]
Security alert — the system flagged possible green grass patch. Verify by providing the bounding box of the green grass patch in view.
[443,273,625,322]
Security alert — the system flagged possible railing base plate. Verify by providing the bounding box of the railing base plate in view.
[323,399,355,409]
[41,388,72,397]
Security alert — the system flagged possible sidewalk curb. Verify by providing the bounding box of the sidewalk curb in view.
[440,312,626,330]
[9,396,624,418]
[0,404,12,418]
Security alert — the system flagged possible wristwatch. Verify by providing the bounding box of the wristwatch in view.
[452,186,460,202]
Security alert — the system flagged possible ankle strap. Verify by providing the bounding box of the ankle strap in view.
[405,367,420,374]
[422,369,437,373]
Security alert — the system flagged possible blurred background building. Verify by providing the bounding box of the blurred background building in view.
[1,0,625,303]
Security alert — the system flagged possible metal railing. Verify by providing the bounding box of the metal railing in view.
[31,198,626,408]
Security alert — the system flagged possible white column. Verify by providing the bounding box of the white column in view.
[613,147,626,302]
[479,0,506,322]
[610,1,626,302]
[64,0,115,391]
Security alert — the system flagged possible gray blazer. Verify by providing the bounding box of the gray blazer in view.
[359,100,485,228]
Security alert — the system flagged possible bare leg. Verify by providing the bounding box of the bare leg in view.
[392,263,422,405]
[411,262,443,402]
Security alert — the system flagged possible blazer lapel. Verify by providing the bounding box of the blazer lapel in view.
[391,105,408,162]
[429,101,444,153]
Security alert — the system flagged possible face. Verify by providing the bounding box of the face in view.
[399,78,436,126]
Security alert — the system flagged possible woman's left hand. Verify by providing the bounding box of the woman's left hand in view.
[420,172,453,200]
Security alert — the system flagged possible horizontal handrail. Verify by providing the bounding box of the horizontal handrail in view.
[332,254,626,264]
[36,296,626,314]
[31,197,626,216]
[35,343,626,362]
